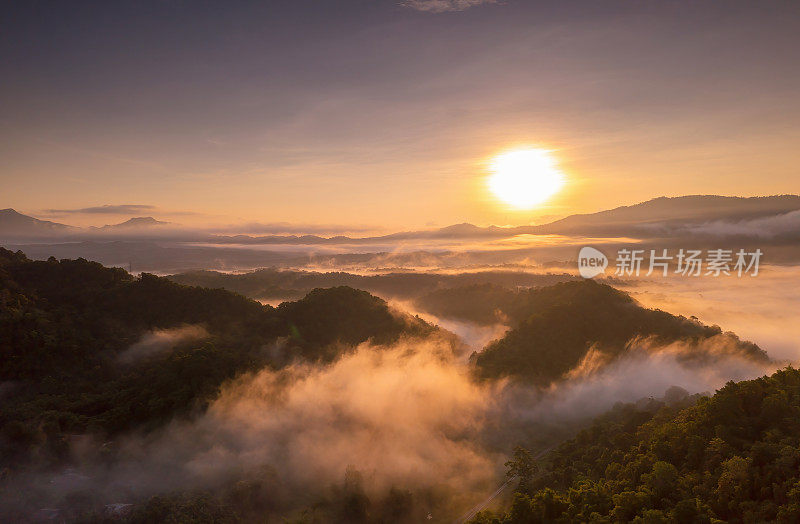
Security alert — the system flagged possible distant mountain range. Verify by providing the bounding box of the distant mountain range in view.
[208,194,800,244]
[0,211,171,239]
[91,216,171,232]
[3,194,800,243]
[0,208,78,237]
[534,194,800,237]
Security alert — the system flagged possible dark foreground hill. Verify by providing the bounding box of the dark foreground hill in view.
[471,280,768,385]
[477,367,800,523]
[0,248,430,467]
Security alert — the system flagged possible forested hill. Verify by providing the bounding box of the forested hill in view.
[0,248,431,467]
[471,280,769,385]
[478,367,800,523]
[167,267,577,302]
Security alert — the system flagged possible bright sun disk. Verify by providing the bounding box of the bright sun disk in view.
[487,148,565,209]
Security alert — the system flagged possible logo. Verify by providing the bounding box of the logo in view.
[578,246,608,278]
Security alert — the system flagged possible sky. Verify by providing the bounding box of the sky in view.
[2,0,800,230]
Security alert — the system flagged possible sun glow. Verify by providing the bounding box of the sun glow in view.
[487,148,565,209]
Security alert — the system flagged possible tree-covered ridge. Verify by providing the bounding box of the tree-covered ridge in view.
[414,283,519,325]
[277,286,434,361]
[471,280,768,385]
[0,248,281,379]
[476,367,800,523]
[0,248,431,468]
[168,267,577,302]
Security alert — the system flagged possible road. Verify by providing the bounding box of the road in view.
[452,446,554,524]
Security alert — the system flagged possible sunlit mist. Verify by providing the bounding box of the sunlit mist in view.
[487,148,565,209]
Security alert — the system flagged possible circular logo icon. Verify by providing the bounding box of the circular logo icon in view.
[578,246,608,278]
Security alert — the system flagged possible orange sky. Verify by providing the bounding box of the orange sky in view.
[2,1,799,230]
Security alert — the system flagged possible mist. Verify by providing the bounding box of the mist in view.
[626,265,800,361]
[116,325,209,364]
[388,298,510,353]
[3,320,783,520]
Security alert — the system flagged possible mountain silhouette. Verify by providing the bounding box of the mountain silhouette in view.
[94,216,172,231]
[4,195,800,243]
[0,208,76,238]
[209,195,800,244]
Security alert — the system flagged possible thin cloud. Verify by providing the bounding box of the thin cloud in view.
[401,0,497,13]
[46,204,156,215]
[210,221,381,235]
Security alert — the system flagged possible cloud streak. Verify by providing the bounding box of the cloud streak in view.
[209,221,381,236]
[686,210,800,239]
[401,0,496,13]
[45,204,156,215]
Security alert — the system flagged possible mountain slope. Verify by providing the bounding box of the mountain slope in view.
[471,280,768,385]
[207,195,800,245]
[0,248,433,466]
[168,268,577,302]
[530,194,800,236]
[5,195,799,246]
[278,286,432,351]
[95,216,172,231]
[0,208,77,238]
[481,367,800,523]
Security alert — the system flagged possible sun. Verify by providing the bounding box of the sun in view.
[487,148,565,209]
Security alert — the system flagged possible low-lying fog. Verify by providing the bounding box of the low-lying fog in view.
[3,225,799,521]
[7,329,777,520]
[623,265,800,362]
